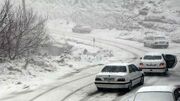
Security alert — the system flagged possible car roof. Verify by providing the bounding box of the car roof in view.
[145,34,166,38]
[144,52,162,56]
[105,63,131,66]
[137,86,177,93]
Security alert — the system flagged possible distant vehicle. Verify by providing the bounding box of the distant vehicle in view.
[72,25,92,33]
[94,63,144,91]
[144,34,169,48]
[133,86,180,101]
[139,52,177,75]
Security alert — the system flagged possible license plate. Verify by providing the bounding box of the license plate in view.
[159,42,165,44]
[104,78,114,81]
[146,64,156,66]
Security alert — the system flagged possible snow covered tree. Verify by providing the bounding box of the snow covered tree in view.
[0,0,48,60]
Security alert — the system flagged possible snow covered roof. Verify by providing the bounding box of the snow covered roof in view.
[144,52,162,56]
[137,86,177,93]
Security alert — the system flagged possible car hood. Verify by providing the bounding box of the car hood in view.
[96,72,128,77]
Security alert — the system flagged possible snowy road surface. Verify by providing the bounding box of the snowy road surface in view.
[1,33,180,101]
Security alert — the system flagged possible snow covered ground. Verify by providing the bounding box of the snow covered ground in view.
[0,0,180,101]
[0,19,135,99]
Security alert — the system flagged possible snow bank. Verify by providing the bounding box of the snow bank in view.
[171,30,180,43]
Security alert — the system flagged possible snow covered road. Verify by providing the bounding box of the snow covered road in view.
[1,33,180,101]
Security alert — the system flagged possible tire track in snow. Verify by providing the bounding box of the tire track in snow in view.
[61,35,168,101]
[60,56,137,101]
[29,73,97,101]
[60,83,94,101]
[29,33,145,101]
[57,35,146,101]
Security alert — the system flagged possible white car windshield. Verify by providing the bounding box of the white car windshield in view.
[144,55,162,60]
[134,92,174,101]
[101,66,127,72]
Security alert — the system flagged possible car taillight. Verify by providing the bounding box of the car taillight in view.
[139,63,144,68]
[159,63,166,68]
[117,78,125,81]
[95,78,102,81]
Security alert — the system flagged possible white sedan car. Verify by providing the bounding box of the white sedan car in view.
[133,86,180,101]
[144,34,169,48]
[94,63,144,91]
[139,52,177,74]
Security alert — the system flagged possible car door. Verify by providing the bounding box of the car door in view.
[164,54,177,68]
[131,64,142,85]
[174,88,180,101]
[128,65,137,86]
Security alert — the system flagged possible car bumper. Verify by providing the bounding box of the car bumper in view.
[142,68,166,73]
[95,82,129,89]
[153,44,168,47]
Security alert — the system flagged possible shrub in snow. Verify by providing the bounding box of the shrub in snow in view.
[171,30,180,43]
[80,49,113,63]
[139,21,176,32]
[144,16,166,23]
[0,0,48,60]
[117,30,144,43]
[144,16,177,24]
[139,8,149,15]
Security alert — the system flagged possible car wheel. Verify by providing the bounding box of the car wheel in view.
[165,46,168,48]
[97,87,104,91]
[127,81,132,91]
[163,71,167,76]
[163,69,168,76]
[139,76,144,85]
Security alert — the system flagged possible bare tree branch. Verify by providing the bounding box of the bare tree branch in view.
[0,0,48,60]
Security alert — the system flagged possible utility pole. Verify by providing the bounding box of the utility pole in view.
[93,37,95,47]
[22,0,26,18]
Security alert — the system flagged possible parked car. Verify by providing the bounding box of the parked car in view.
[139,52,177,75]
[144,35,169,48]
[94,63,144,91]
[132,86,180,101]
[72,25,92,33]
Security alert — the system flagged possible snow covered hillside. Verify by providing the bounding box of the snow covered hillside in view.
[8,0,180,42]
